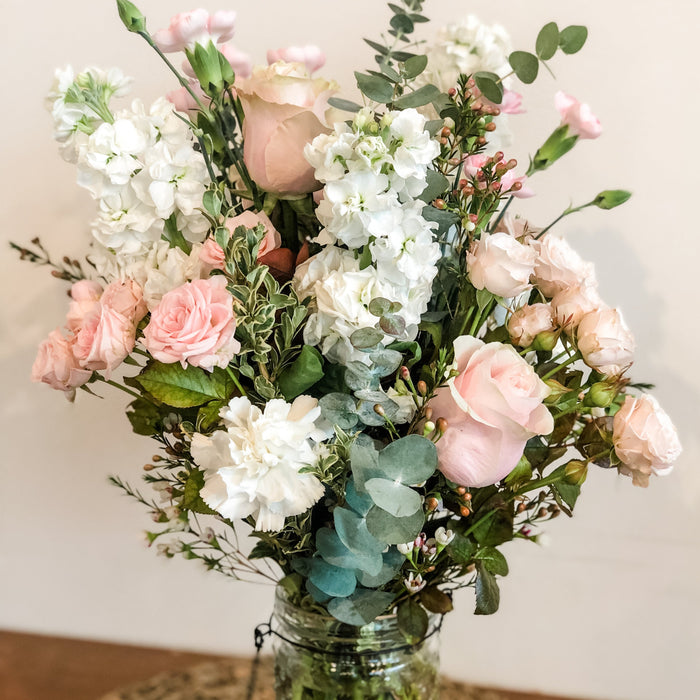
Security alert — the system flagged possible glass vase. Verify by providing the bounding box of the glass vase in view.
[271,586,441,699]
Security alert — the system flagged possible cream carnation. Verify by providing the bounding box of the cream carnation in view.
[613,394,682,487]
[192,395,327,531]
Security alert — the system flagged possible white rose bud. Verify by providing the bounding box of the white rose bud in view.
[577,308,635,377]
[532,235,596,298]
[508,303,556,347]
[613,394,682,487]
[467,231,536,298]
[551,283,604,333]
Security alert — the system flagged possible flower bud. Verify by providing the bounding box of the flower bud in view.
[117,0,147,33]
[532,329,560,352]
[436,417,448,435]
[397,542,413,555]
[417,380,428,396]
[565,459,588,486]
[426,496,439,512]
[435,527,455,546]
[459,505,471,517]
[586,382,617,408]
[422,421,436,437]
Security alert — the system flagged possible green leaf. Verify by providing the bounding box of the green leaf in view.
[136,362,226,408]
[319,393,358,430]
[306,580,332,604]
[327,589,395,626]
[277,346,324,401]
[368,348,402,376]
[379,313,405,337]
[559,25,588,54]
[350,437,381,489]
[345,478,374,516]
[308,558,357,598]
[420,587,454,614]
[475,563,500,615]
[471,499,514,547]
[365,478,422,517]
[356,548,404,587]
[351,327,384,350]
[475,547,509,576]
[393,84,441,109]
[473,71,503,104]
[365,506,424,545]
[508,51,539,84]
[181,469,217,515]
[593,190,632,210]
[364,39,390,56]
[378,435,437,485]
[327,97,363,113]
[369,297,393,317]
[419,169,450,204]
[355,71,394,103]
[536,22,560,60]
[446,531,476,565]
[116,0,146,32]
[390,13,414,34]
[316,528,383,576]
[202,189,222,218]
[421,205,460,235]
[334,507,385,555]
[126,397,162,436]
[397,598,429,644]
[403,54,428,80]
[196,400,226,431]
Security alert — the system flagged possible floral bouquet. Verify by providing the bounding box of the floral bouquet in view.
[15,0,682,697]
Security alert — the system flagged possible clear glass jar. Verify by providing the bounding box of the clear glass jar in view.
[271,586,441,699]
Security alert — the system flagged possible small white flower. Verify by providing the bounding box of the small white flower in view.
[404,572,427,594]
[435,527,455,546]
[397,542,413,555]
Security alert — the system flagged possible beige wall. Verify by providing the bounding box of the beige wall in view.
[1,1,698,698]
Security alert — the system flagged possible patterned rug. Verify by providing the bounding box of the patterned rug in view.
[98,656,521,700]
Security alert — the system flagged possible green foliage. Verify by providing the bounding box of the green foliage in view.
[126,397,163,436]
[397,598,429,644]
[446,531,476,565]
[309,558,357,598]
[559,25,589,54]
[180,469,217,515]
[355,71,395,103]
[277,346,324,401]
[327,97,363,113]
[473,71,503,104]
[420,587,454,614]
[135,362,233,408]
[536,22,560,60]
[393,84,441,109]
[474,547,509,577]
[327,589,396,626]
[508,51,539,84]
[475,562,500,615]
[366,506,424,544]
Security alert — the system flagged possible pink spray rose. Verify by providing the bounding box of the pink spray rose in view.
[143,276,240,371]
[236,63,337,196]
[428,337,554,487]
[555,91,602,140]
[73,280,147,377]
[577,308,635,377]
[531,235,596,298]
[267,46,326,74]
[467,231,536,298]
[508,303,556,348]
[199,210,282,272]
[66,279,103,332]
[551,283,604,333]
[31,329,93,400]
[613,394,682,487]
[153,9,237,53]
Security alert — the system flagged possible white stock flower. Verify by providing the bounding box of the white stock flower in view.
[386,387,417,424]
[192,395,327,532]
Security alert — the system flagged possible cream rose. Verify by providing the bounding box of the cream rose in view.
[428,336,553,487]
[508,303,556,348]
[532,235,596,298]
[236,63,337,196]
[467,231,536,298]
[143,276,240,370]
[613,394,682,487]
[577,308,635,377]
[551,283,604,333]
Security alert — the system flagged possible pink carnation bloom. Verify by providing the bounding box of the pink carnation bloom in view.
[555,91,602,140]
[267,45,326,74]
[153,9,236,53]
[143,276,240,371]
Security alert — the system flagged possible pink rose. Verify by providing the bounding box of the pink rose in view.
[66,279,103,332]
[429,337,554,487]
[236,63,337,196]
[153,9,236,53]
[577,308,635,377]
[73,280,147,377]
[199,237,226,272]
[267,46,326,74]
[31,329,92,400]
[555,91,602,140]
[613,394,682,487]
[551,283,604,333]
[532,235,596,298]
[467,231,536,298]
[508,303,556,348]
[143,276,240,371]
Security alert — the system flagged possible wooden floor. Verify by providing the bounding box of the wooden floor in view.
[0,630,576,700]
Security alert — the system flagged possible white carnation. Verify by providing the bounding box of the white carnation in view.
[192,396,327,532]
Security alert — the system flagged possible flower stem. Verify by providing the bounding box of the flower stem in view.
[540,351,582,381]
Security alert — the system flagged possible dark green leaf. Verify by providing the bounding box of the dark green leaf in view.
[509,51,539,84]
[403,54,428,79]
[536,22,560,60]
[327,589,395,625]
[355,71,394,103]
[397,598,429,644]
[390,13,414,34]
[475,547,509,576]
[420,587,454,614]
[277,346,324,401]
[421,205,460,235]
[446,531,476,565]
[473,71,503,104]
[308,558,357,598]
[365,505,424,545]
[475,563,500,615]
[136,362,225,408]
[471,498,514,546]
[559,25,588,55]
[393,84,441,109]
[181,469,217,515]
[364,38,390,56]
[196,400,226,431]
[327,97,363,113]
[126,397,162,436]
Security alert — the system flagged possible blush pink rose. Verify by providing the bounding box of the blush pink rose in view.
[199,237,226,272]
[31,329,92,400]
[66,279,103,332]
[429,337,554,487]
[577,308,635,377]
[153,9,236,53]
[467,231,536,298]
[73,280,147,377]
[236,63,337,196]
[555,91,602,140]
[143,276,240,371]
[508,303,556,347]
[267,45,326,74]
[551,283,604,333]
[613,394,682,487]
[532,235,596,298]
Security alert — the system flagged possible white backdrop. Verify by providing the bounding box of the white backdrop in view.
[1,1,698,699]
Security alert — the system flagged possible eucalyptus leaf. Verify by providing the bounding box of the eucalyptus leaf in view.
[419,169,450,204]
[368,348,402,377]
[345,478,374,516]
[351,327,385,350]
[508,51,539,84]
[306,579,332,603]
[365,478,422,517]
[327,589,395,626]
[327,97,363,113]
[473,71,503,104]
[403,54,428,79]
[356,548,405,587]
[559,25,588,54]
[365,505,424,545]
[378,435,437,485]
[536,22,560,60]
[319,393,358,430]
[390,13,414,34]
[393,85,441,109]
[316,528,383,576]
[355,71,394,103]
[334,507,385,555]
[308,558,357,598]
[369,297,393,317]
[350,438,381,490]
